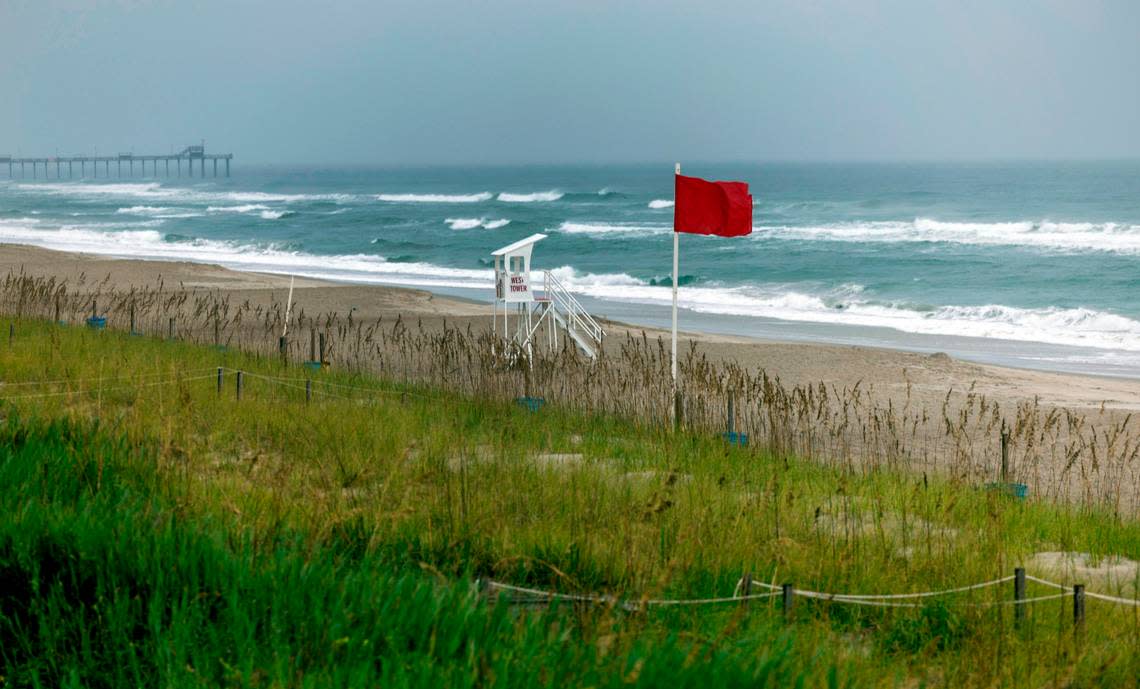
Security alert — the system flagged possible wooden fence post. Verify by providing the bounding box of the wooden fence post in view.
[168,317,176,340]
[129,301,136,335]
[1001,422,1011,482]
[236,370,244,401]
[305,379,312,404]
[1073,584,1085,635]
[279,336,288,365]
[727,392,735,435]
[91,298,97,320]
[7,322,13,348]
[673,390,683,431]
[781,583,794,620]
[1014,567,1026,627]
[739,571,752,609]
[319,332,326,365]
[216,367,224,396]
[310,327,317,362]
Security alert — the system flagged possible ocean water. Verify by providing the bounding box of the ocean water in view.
[1,161,1139,376]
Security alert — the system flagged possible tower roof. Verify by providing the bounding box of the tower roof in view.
[491,233,547,256]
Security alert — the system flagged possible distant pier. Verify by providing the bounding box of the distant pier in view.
[0,145,233,179]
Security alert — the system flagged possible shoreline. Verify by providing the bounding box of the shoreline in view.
[1,242,1139,415]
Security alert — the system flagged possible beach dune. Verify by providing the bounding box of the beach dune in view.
[4,243,1140,505]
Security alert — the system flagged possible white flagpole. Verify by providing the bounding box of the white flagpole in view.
[671,162,680,391]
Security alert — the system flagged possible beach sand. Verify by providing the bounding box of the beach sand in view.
[3,242,1136,417]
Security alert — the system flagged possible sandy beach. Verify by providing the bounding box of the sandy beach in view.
[3,242,1138,417]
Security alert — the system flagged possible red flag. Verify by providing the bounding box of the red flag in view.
[673,174,753,237]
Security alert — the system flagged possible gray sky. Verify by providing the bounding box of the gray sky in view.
[2,0,1138,164]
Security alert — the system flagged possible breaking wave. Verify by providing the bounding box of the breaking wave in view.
[115,205,203,219]
[377,192,493,203]
[19,182,354,204]
[497,191,563,203]
[2,215,1139,352]
[116,205,174,215]
[554,277,1140,352]
[648,199,674,209]
[555,221,669,236]
[207,204,270,214]
[445,217,511,230]
[758,218,1140,254]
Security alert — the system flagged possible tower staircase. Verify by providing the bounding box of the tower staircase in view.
[522,271,605,359]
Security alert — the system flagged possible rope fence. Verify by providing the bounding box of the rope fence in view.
[1023,574,1140,607]
[0,372,220,401]
[746,578,1068,609]
[227,368,434,403]
[0,366,221,389]
[739,575,1015,600]
[0,365,427,406]
[482,569,1139,621]
[484,580,780,611]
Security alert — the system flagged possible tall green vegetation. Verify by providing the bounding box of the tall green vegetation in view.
[1,318,1139,687]
[0,416,844,688]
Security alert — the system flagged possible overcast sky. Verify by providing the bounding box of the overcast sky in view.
[2,0,1138,164]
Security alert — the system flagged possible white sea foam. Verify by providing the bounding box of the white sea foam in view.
[546,266,644,288]
[23,182,165,197]
[259,210,288,220]
[0,218,640,300]
[18,182,354,204]
[555,221,669,236]
[0,220,168,254]
[446,218,483,230]
[377,192,493,203]
[207,204,271,214]
[497,191,564,203]
[4,215,1140,354]
[445,217,511,230]
[757,218,1140,254]
[648,199,674,209]
[116,205,175,215]
[557,279,1140,352]
[0,218,492,290]
[113,205,204,219]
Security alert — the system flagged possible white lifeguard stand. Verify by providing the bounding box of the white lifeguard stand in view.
[492,233,604,359]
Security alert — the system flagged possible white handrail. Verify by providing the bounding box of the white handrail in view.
[547,281,601,342]
[543,271,604,343]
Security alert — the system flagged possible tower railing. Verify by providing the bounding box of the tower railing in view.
[542,270,605,348]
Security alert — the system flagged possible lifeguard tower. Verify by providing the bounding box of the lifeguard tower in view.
[492,233,605,359]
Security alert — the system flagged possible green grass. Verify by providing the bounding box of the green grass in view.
[2,318,1140,687]
[0,417,845,688]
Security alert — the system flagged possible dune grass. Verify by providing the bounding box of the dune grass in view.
[2,317,1140,687]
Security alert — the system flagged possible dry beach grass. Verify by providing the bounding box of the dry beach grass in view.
[4,244,1140,509]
